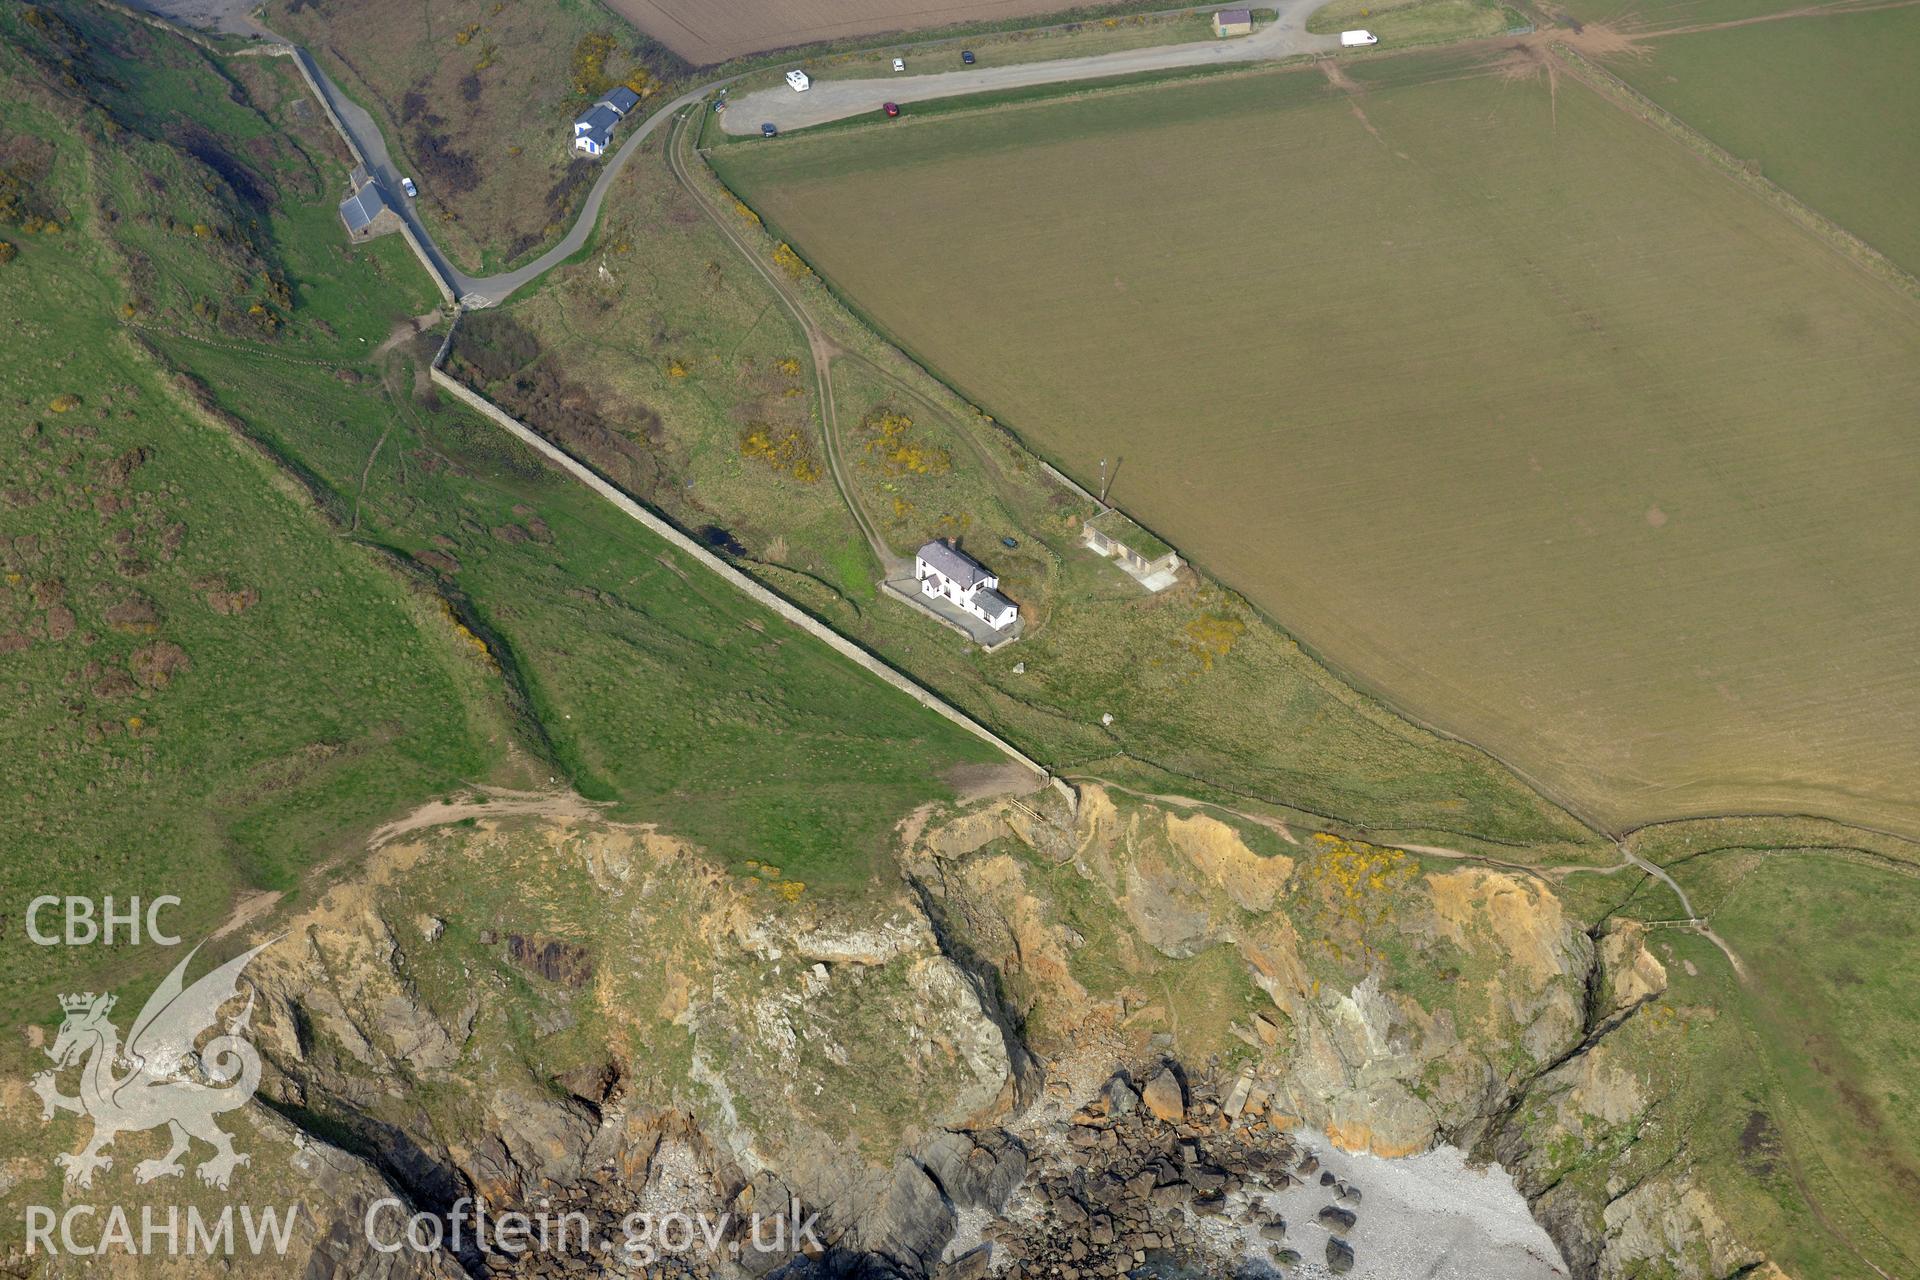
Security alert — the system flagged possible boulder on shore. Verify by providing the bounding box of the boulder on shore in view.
[1141,1067,1186,1123]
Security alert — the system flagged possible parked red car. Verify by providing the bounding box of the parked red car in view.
[883,101,900,118]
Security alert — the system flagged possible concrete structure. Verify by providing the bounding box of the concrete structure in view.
[338,165,402,241]
[1083,509,1181,592]
[915,540,1018,631]
[572,88,642,158]
[1212,8,1254,37]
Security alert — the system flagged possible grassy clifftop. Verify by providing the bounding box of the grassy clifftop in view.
[0,0,996,1025]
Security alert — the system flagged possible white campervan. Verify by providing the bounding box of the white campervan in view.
[785,69,811,91]
[1339,29,1378,46]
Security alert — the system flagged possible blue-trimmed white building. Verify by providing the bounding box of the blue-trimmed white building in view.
[571,86,643,158]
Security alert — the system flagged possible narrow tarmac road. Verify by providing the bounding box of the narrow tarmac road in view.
[136,0,1340,304]
[721,0,1340,134]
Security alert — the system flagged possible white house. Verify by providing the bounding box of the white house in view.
[570,87,642,159]
[915,540,1018,631]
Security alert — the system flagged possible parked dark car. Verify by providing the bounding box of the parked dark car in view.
[961,49,976,64]
[1001,536,1018,548]
[761,122,777,137]
[884,101,900,117]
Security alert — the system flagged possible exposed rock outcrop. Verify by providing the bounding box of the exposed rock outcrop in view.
[199,789,1757,1280]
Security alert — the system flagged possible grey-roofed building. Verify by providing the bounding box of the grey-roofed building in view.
[602,86,641,116]
[572,102,623,157]
[339,170,401,242]
[915,539,1018,631]
[971,588,1019,631]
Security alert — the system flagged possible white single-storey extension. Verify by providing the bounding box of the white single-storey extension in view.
[916,540,1018,631]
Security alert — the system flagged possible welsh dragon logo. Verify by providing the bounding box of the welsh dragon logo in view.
[30,939,277,1191]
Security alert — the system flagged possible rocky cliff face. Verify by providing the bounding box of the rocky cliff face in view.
[1467,921,1768,1280]
[909,789,1596,1158]
[150,787,1763,1279]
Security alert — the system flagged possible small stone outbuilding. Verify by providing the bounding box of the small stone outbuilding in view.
[338,165,402,242]
[1212,8,1254,37]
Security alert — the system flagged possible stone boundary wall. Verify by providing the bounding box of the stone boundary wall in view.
[429,364,1075,810]
[146,0,1071,811]
[272,45,458,306]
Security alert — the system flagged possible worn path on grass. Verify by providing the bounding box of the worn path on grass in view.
[665,105,907,577]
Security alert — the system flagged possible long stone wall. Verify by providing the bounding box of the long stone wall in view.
[164,6,1069,812]
[428,364,1075,811]
[274,46,458,306]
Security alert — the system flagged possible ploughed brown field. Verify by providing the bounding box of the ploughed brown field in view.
[605,0,1091,64]
[713,50,1920,839]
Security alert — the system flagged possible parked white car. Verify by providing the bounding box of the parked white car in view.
[400,177,418,198]
[785,69,811,91]
[892,57,906,72]
[1339,29,1378,46]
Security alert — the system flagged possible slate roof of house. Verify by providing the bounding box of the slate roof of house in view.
[577,124,611,152]
[339,181,393,232]
[603,86,641,115]
[1216,7,1253,22]
[975,588,1017,618]
[917,540,994,590]
[576,103,621,133]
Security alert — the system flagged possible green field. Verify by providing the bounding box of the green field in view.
[489,114,1608,856]
[1306,0,1519,44]
[0,0,997,1020]
[0,11,510,1015]
[712,48,1920,840]
[1576,1,1920,277]
[1646,850,1920,1278]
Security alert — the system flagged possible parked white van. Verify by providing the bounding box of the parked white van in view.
[785,69,811,91]
[1339,29,1378,46]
